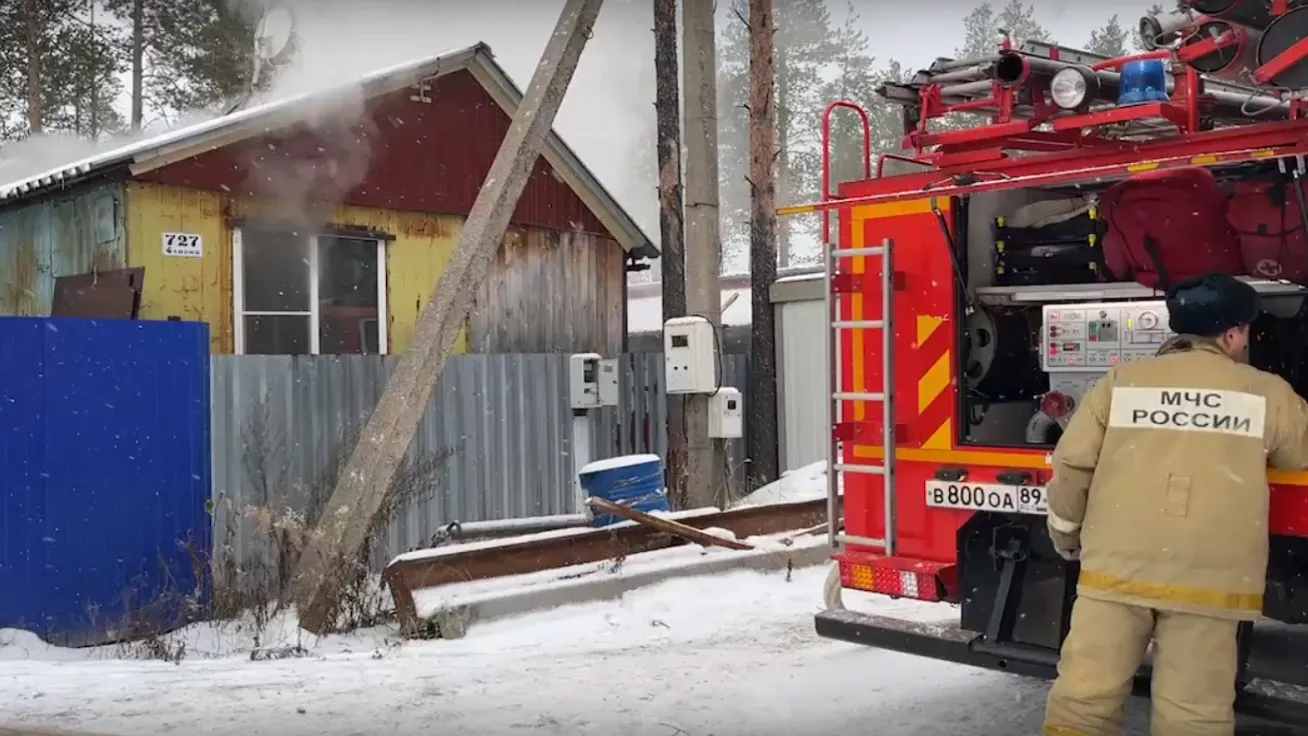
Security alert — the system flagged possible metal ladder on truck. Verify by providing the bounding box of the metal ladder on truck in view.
[820,101,898,557]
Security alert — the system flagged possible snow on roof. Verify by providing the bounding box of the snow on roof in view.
[0,45,483,202]
[0,43,658,258]
[774,271,822,285]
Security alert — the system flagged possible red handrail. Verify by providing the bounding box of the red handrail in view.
[821,101,872,245]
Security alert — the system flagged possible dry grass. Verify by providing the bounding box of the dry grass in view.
[90,394,450,661]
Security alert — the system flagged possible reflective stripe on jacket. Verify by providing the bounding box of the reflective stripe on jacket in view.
[1048,336,1308,620]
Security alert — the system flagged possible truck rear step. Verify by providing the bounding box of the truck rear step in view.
[817,608,1308,732]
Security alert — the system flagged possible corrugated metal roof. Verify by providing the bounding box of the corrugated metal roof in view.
[0,43,658,258]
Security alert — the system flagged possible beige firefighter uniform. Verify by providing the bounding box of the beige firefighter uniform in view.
[1041,337,1308,736]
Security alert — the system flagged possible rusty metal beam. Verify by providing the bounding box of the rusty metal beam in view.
[383,499,826,635]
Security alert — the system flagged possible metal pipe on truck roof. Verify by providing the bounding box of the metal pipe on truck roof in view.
[926,54,1002,73]
[993,53,1083,85]
[935,80,994,98]
[924,65,993,85]
[989,53,1289,119]
[1139,7,1204,50]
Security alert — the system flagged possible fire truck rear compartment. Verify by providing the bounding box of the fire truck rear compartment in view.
[953,169,1308,623]
[806,31,1308,726]
[821,168,1308,726]
[955,166,1308,453]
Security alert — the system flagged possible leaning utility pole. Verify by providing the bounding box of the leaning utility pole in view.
[681,0,726,506]
[291,0,605,633]
[653,0,688,507]
[746,0,779,490]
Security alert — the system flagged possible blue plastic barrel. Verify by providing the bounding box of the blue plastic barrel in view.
[579,454,670,527]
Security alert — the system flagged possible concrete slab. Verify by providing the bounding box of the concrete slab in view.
[424,541,832,638]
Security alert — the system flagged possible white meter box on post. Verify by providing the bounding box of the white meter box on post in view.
[597,358,619,406]
[708,387,743,438]
[568,353,602,409]
[663,316,717,394]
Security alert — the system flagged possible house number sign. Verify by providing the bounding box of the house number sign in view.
[162,232,203,258]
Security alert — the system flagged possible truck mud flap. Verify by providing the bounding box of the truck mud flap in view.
[816,608,1308,732]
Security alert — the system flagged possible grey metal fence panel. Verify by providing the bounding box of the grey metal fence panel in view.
[211,353,752,573]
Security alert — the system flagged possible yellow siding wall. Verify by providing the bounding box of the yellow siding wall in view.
[124,181,467,354]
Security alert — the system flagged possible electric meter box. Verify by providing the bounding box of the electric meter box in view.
[664,316,717,394]
[597,358,620,406]
[708,387,743,438]
[569,353,602,409]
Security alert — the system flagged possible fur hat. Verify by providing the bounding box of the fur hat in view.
[1165,273,1259,337]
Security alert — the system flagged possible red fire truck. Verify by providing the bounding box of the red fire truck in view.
[782,3,1308,727]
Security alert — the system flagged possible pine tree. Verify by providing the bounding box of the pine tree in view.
[956,3,999,59]
[0,0,111,139]
[719,0,840,267]
[956,1,1053,59]
[997,0,1053,48]
[44,7,128,139]
[717,7,752,268]
[822,4,876,191]
[820,3,911,188]
[1087,15,1130,58]
[102,0,258,128]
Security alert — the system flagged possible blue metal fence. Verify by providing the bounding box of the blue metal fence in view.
[0,317,211,646]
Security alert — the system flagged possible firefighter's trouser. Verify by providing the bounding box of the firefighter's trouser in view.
[1042,596,1239,736]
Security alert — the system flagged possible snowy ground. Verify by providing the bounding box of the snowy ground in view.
[0,564,1153,736]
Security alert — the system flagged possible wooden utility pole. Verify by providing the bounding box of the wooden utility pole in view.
[291,0,606,633]
[746,0,779,490]
[681,0,726,507]
[653,0,688,507]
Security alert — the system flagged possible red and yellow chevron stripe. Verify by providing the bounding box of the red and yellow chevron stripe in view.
[838,198,958,459]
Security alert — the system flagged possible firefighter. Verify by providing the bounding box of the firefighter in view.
[1041,272,1308,736]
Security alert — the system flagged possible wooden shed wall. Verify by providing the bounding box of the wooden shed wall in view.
[469,226,625,355]
[0,183,126,316]
[124,181,470,354]
[124,182,625,355]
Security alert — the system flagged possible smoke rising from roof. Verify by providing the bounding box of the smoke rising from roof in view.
[0,0,657,230]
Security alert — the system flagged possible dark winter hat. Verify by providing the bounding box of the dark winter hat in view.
[1165,273,1260,337]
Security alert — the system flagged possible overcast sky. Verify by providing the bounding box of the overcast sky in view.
[2,0,1163,239]
[457,0,1162,235]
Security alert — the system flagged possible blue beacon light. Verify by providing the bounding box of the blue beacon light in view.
[1117,58,1170,106]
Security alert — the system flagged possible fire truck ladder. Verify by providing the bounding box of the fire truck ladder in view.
[827,236,896,556]
[821,101,897,557]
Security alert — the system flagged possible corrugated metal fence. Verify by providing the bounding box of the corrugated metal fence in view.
[0,317,210,646]
[211,353,747,568]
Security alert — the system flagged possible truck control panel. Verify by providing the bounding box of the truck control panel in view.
[1040,300,1174,372]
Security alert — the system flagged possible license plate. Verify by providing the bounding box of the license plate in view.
[924,481,1048,515]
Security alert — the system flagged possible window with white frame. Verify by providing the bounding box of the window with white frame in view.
[233,229,388,355]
